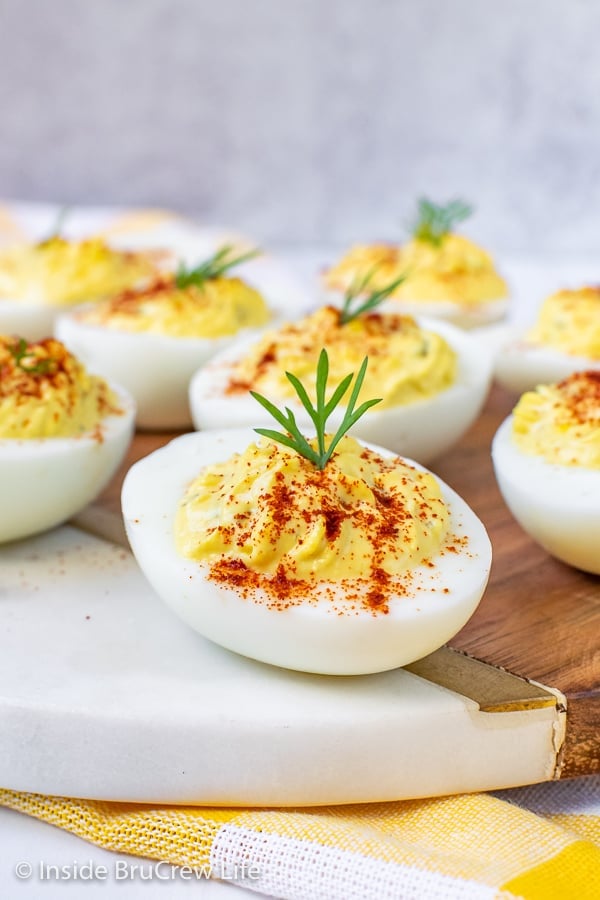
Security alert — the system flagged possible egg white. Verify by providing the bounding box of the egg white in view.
[492,416,600,574]
[0,384,135,544]
[494,337,600,394]
[189,317,492,465]
[0,299,58,342]
[55,308,271,430]
[122,428,492,675]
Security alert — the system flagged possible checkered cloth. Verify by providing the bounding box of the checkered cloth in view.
[1,777,599,899]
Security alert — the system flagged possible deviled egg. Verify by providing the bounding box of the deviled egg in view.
[0,335,135,543]
[56,246,271,430]
[323,198,508,329]
[495,286,600,393]
[122,428,491,675]
[189,305,492,464]
[0,236,161,340]
[492,371,600,574]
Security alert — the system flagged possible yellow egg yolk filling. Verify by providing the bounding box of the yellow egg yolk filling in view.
[0,336,122,439]
[175,435,450,613]
[0,237,157,306]
[324,234,507,306]
[78,276,270,338]
[227,306,456,409]
[526,287,600,358]
[512,372,600,468]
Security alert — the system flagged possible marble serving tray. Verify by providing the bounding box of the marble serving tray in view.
[0,523,564,806]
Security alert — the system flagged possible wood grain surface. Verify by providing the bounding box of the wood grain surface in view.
[94,385,600,778]
[435,387,599,777]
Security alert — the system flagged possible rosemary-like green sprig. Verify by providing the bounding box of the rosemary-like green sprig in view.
[8,338,53,375]
[39,206,70,246]
[174,244,261,290]
[251,348,381,470]
[340,268,407,325]
[412,197,473,247]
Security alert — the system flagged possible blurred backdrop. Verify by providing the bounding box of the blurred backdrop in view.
[1,0,599,253]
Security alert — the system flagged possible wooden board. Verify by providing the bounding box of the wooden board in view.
[90,385,599,779]
[435,386,600,778]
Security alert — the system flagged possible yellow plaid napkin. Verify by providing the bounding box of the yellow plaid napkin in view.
[1,778,599,899]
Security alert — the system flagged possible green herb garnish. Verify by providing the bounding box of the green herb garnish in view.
[174,244,261,290]
[412,197,473,247]
[8,338,54,375]
[340,269,407,325]
[251,348,381,470]
[39,206,70,246]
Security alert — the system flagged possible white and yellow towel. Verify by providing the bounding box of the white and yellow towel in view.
[1,777,599,899]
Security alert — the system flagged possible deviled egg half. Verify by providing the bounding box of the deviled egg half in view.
[190,304,492,464]
[122,425,491,675]
[0,235,161,340]
[495,286,600,394]
[56,246,271,430]
[492,371,600,574]
[0,335,135,543]
[323,198,508,329]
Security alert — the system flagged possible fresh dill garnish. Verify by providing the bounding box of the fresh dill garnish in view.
[39,206,70,246]
[412,197,473,247]
[340,268,407,325]
[8,338,54,375]
[251,348,381,470]
[174,244,261,290]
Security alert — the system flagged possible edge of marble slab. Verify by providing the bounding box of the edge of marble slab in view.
[0,524,566,806]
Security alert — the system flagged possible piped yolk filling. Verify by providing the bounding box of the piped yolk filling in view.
[0,336,121,439]
[512,371,600,468]
[324,234,507,306]
[0,237,157,306]
[78,276,270,338]
[175,435,451,614]
[526,288,600,359]
[227,306,456,409]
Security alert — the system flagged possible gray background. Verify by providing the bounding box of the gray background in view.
[1,0,599,253]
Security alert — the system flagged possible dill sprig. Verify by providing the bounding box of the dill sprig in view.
[340,268,407,325]
[251,348,381,470]
[175,244,261,290]
[8,338,54,375]
[39,206,70,246]
[412,197,473,247]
